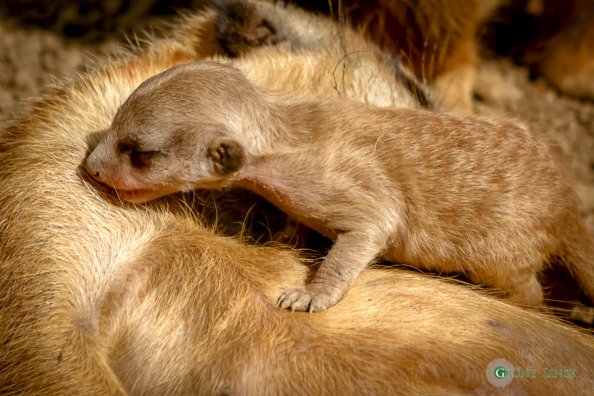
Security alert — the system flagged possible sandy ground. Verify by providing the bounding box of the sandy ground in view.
[0,14,592,247]
[0,21,91,120]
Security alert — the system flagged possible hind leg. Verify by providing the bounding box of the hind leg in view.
[504,272,544,307]
[469,267,544,307]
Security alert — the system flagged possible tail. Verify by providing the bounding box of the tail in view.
[561,217,594,305]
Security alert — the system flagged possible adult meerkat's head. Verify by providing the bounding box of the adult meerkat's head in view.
[85,61,261,203]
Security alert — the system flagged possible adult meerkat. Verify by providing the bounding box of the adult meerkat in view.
[85,61,594,312]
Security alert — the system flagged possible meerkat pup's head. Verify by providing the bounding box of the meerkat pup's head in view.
[85,61,267,203]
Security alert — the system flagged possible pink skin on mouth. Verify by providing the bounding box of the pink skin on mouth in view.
[114,187,158,203]
[85,165,165,203]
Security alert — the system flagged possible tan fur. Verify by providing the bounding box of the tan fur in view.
[1,0,594,394]
[86,61,594,312]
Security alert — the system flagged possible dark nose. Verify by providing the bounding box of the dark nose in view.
[87,167,100,178]
[85,155,101,179]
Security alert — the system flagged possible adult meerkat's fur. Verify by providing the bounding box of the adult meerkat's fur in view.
[210,0,434,109]
[1,0,594,394]
[86,61,594,312]
[294,0,502,112]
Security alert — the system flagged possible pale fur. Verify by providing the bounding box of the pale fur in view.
[1,1,594,395]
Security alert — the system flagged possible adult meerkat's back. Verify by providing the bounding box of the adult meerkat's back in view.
[86,61,594,312]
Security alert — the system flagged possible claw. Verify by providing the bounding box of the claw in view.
[277,287,342,312]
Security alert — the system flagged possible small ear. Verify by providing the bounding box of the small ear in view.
[214,0,280,57]
[208,138,246,174]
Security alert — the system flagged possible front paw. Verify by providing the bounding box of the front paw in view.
[277,286,342,312]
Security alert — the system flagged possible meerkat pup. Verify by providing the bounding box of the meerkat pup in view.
[85,61,594,312]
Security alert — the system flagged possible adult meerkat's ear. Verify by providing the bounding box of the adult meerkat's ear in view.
[214,0,280,57]
[208,138,246,174]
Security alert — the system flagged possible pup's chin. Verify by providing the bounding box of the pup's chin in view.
[114,187,166,203]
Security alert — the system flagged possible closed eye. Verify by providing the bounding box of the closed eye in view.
[118,140,137,154]
[129,149,161,168]
[117,139,161,168]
